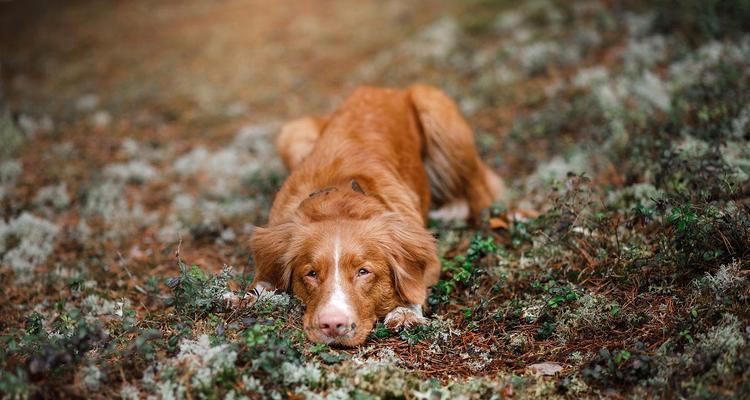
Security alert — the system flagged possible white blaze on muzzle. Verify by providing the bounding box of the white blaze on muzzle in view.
[321,236,355,320]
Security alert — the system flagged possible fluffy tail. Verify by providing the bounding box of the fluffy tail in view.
[409,84,505,220]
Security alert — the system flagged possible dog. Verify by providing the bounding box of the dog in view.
[248,85,504,346]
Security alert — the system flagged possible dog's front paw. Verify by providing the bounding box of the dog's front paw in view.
[384,305,428,331]
[222,291,256,308]
[223,282,274,308]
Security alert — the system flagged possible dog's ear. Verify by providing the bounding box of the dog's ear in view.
[374,214,441,305]
[249,223,298,292]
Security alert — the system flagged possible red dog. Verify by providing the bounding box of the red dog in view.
[249,85,504,346]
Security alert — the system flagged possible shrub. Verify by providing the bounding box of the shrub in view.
[166,262,234,318]
[429,234,498,307]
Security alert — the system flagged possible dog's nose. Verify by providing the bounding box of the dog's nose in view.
[318,311,352,338]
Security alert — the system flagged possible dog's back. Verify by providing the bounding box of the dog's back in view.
[273,85,505,226]
[271,87,431,225]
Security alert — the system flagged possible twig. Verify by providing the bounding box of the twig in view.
[116,251,148,295]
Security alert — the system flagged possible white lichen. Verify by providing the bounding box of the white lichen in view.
[241,375,265,394]
[90,110,112,128]
[177,335,238,389]
[173,147,262,195]
[705,260,746,295]
[572,66,609,89]
[75,94,100,112]
[691,314,747,375]
[631,71,671,112]
[668,36,750,89]
[281,361,322,386]
[157,191,257,243]
[624,12,656,38]
[556,293,614,342]
[73,219,93,244]
[33,183,71,211]
[103,160,158,183]
[17,113,54,137]
[119,384,140,400]
[0,160,22,201]
[83,180,156,238]
[606,183,664,208]
[623,35,667,72]
[233,123,276,155]
[731,106,750,139]
[525,151,591,195]
[574,26,602,51]
[82,365,103,391]
[518,41,561,74]
[253,291,292,311]
[495,10,525,33]
[0,212,60,282]
[81,294,129,317]
[219,228,236,243]
[404,17,459,60]
[0,160,22,184]
[154,380,186,400]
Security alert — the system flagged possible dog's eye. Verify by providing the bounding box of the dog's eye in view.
[306,270,318,279]
[357,268,370,277]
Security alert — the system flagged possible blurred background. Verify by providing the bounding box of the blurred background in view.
[1,0,449,129]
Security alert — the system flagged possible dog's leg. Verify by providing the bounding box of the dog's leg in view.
[276,116,326,171]
[410,85,505,223]
[384,304,428,331]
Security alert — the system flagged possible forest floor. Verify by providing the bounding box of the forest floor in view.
[1,0,749,398]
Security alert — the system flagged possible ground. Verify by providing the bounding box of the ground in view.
[1,0,749,398]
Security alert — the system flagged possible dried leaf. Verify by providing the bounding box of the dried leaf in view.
[489,217,509,229]
[528,362,563,375]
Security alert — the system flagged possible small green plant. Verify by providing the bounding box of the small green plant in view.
[318,351,349,364]
[583,346,654,386]
[509,220,534,248]
[429,234,498,306]
[535,321,556,340]
[244,321,278,347]
[399,324,437,345]
[679,329,694,344]
[614,350,631,365]
[370,322,392,340]
[126,329,162,361]
[25,312,44,335]
[667,206,697,232]
[307,342,327,355]
[0,369,30,400]
[242,320,302,381]
[166,262,233,318]
[543,280,579,308]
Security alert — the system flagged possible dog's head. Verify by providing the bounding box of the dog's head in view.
[249,188,438,346]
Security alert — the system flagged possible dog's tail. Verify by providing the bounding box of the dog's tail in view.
[409,84,505,220]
